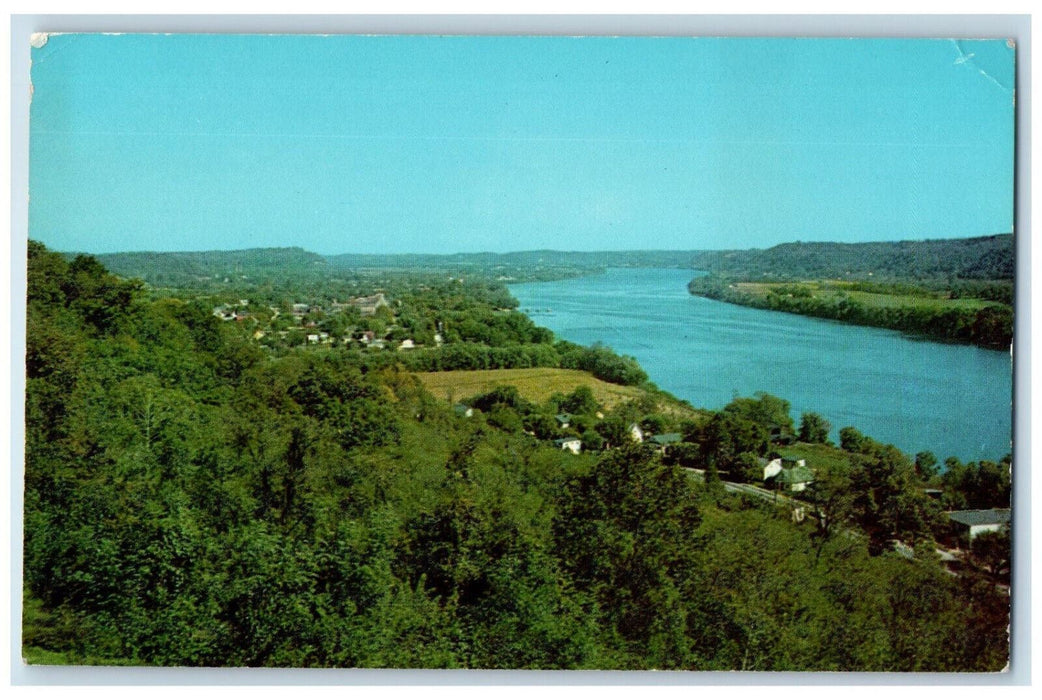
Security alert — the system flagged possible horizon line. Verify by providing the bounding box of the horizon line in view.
[38,231,1013,259]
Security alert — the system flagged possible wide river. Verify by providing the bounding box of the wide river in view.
[509,267,1012,463]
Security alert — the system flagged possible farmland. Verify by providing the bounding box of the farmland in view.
[413,367,704,418]
[732,280,1000,312]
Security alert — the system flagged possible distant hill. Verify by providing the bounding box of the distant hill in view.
[331,235,1014,281]
[327,249,700,281]
[328,249,697,270]
[82,247,329,286]
[67,233,1014,288]
[686,234,1014,282]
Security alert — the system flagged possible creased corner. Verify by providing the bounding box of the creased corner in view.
[30,33,48,49]
[950,39,1011,94]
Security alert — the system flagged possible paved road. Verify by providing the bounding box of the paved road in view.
[684,467,813,512]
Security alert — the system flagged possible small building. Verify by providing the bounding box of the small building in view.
[555,437,582,455]
[213,306,236,321]
[628,423,644,443]
[398,339,415,350]
[769,424,797,445]
[948,509,1011,541]
[762,456,806,481]
[555,413,572,429]
[306,333,320,345]
[353,293,389,315]
[773,463,814,492]
[760,457,783,480]
[648,433,682,455]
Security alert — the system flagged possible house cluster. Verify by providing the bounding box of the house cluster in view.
[545,416,684,457]
[212,299,252,322]
[288,293,389,322]
[212,289,428,352]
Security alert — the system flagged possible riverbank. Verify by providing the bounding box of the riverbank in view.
[687,275,1012,350]
[510,267,1012,463]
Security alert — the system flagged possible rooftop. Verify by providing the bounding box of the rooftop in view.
[776,465,814,484]
[948,509,1011,527]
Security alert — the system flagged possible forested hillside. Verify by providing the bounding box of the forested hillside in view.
[85,234,1014,288]
[687,235,1014,349]
[23,242,1009,669]
[90,247,330,288]
[686,234,1014,281]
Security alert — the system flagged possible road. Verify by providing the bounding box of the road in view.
[684,467,813,512]
[685,466,967,572]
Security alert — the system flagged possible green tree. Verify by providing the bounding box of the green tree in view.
[849,446,938,555]
[723,393,795,437]
[839,426,868,453]
[969,530,1011,579]
[553,445,703,667]
[559,385,601,416]
[798,412,831,444]
[914,451,939,480]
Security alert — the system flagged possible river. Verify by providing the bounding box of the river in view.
[508,267,1012,463]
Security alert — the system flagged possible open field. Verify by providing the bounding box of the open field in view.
[779,442,853,474]
[733,280,999,312]
[414,368,643,407]
[413,367,703,417]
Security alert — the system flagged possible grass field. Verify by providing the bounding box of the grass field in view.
[413,367,703,418]
[414,368,643,408]
[779,442,853,475]
[734,280,998,312]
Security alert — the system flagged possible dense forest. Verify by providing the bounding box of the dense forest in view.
[89,247,332,288]
[24,242,1010,670]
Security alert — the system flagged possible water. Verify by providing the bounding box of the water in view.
[509,268,1012,463]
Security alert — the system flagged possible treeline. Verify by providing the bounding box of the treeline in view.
[92,246,331,287]
[23,242,1009,670]
[369,341,648,386]
[686,234,1014,281]
[688,277,1013,349]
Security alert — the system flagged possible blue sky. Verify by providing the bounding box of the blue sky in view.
[29,34,1015,255]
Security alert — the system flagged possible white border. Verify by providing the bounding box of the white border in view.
[5,12,1034,692]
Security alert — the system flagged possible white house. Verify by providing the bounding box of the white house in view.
[762,457,783,480]
[948,509,1011,541]
[628,423,645,443]
[555,437,582,455]
[761,457,806,481]
[775,464,814,492]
